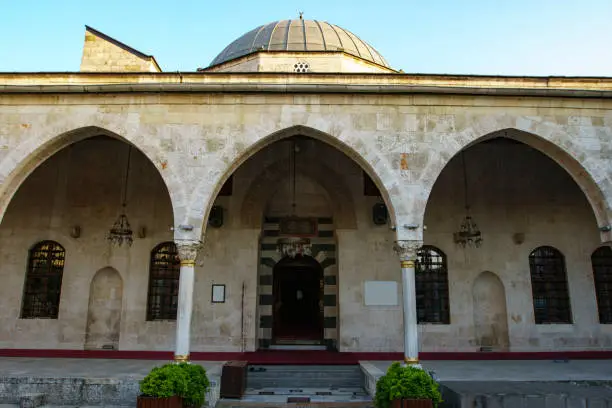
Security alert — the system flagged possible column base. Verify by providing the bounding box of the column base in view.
[174,354,189,363]
[404,356,419,365]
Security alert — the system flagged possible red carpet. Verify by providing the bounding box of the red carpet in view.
[2,349,612,363]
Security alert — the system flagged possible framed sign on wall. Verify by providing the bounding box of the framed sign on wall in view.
[212,284,226,303]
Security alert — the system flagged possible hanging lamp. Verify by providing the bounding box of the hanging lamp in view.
[108,144,134,247]
[453,150,482,248]
[277,139,312,258]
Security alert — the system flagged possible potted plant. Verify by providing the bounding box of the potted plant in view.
[374,362,442,408]
[138,362,210,408]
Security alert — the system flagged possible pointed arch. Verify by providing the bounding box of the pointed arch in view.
[529,245,572,324]
[192,125,407,240]
[0,126,180,231]
[20,240,66,319]
[420,125,611,242]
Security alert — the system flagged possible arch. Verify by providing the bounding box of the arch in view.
[85,267,123,350]
[420,126,611,241]
[20,240,66,319]
[0,126,181,231]
[193,125,408,240]
[591,245,612,324]
[146,242,180,321]
[240,157,357,229]
[529,246,572,324]
[415,245,450,324]
[472,271,510,350]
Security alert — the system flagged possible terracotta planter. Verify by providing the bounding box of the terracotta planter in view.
[137,395,183,408]
[391,398,433,408]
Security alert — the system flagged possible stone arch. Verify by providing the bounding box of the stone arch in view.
[420,124,611,242]
[85,267,123,350]
[194,125,408,241]
[472,271,509,350]
[0,125,181,229]
[240,157,357,229]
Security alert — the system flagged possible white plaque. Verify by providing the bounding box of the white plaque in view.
[211,284,225,303]
[364,281,398,306]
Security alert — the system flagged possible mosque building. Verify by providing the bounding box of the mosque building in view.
[0,17,611,363]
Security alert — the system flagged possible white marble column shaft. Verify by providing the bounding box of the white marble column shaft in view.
[174,239,202,362]
[394,240,422,364]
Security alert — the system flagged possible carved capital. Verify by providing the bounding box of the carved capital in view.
[393,240,423,261]
[175,239,203,264]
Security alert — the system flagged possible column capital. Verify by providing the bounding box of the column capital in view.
[174,239,203,264]
[393,240,423,261]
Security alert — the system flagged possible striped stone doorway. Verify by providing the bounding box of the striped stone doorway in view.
[257,217,338,350]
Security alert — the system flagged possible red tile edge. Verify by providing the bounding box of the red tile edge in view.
[0,349,611,363]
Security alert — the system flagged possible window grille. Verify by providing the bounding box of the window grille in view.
[416,246,450,324]
[529,246,572,324]
[293,62,310,73]
[147,242,180,321]
[21,241,65,319]
[592,246,612,324]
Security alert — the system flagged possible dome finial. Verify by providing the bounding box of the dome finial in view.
[298,11,304,20]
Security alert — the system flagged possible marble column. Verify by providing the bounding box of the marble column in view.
[174,239,202,362]
[393,240,423,365]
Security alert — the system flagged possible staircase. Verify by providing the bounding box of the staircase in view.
[217,364,373,407]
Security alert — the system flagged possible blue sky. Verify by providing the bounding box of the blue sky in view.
[1,0,611,76]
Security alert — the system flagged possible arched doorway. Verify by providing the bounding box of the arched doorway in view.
[273,256,324,345]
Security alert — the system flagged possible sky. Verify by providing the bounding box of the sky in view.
[0,0,611,76]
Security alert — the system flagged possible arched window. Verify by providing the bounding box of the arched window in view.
[147,242,180,321]
[21,241,65,319]
[592,246,612,324]
[415,246,450,324]
[529,246,572,324]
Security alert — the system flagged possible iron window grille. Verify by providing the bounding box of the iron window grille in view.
[592,246,612,324]
[146,242,180,321]
[529,246,572,324]
[21,241,65,319]
[415,245,450,324]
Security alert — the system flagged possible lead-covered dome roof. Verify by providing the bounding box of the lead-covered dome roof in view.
[209,19,389,68]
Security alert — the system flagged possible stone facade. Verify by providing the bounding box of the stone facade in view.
[1,25,612,355]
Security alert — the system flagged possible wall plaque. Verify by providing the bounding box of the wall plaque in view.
[364,281,398,306]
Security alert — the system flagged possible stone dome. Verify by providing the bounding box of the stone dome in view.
[210,19,389,68]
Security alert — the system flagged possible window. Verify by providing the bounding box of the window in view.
[293,62,310,73]
[21,241,65,319]
[529,246,572,324]
[592,246,612,324]
[415,246,450,324]
[147,242,180,321]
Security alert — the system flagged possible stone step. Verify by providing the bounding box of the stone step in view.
[246,365,364,390]
[18,394,46,408]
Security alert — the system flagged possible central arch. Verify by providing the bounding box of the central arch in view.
[193,125,409,240]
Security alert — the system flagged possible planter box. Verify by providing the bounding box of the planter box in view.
[391,399,433,408]
[137,395,183,408]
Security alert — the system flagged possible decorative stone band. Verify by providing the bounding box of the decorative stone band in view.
[175,239,203,263]
[174,354,189,363]
[404,356,419,365]
[393,240,423,261]
[400,260,415,269]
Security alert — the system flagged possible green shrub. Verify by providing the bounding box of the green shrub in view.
[374,362,442,408]
[139,362,210,407]
[140,363,189,399]
[179,363,210,408]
